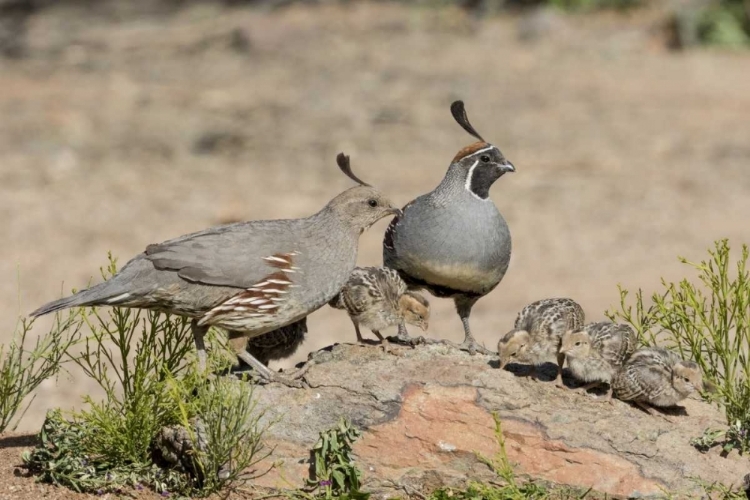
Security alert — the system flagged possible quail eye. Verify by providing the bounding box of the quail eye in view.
[368,199,378,208]
[480,155,490,163]
[510,352,517,358]
[574,341,581,347]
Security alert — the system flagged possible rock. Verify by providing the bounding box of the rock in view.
[250,343,748,498]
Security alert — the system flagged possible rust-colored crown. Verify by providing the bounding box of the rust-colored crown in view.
[452,141,491,163]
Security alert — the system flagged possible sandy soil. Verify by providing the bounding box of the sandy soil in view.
[0,2,749,490]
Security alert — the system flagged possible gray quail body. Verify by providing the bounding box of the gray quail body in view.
[497,298,584,385]
[328,266,430,349]
[560,321,637,401]
[612,347,705,414]
[383,101,515,355]
[30,154,400,387]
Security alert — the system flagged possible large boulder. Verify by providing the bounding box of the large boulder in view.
[251,343,748,498]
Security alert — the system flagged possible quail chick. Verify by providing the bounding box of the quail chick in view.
[244,317,307,366]
[497,298,584,386]
[383,101,515,355]
[329,266,430,350]
[31,153,400,388]
[559,321,637,401]
[612,347,705,416]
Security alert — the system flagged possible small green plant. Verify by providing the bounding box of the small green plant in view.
[606,239,750,454]
[0,306,82,433]
[304,418,368,500]
[23,254,271,497]
[697,0,750,47]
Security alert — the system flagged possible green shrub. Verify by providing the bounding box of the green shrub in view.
[697,0,750,47]
[0,305,82,433]
[606,239,750,454]
[304,417,369,500]
[22,255,272,496]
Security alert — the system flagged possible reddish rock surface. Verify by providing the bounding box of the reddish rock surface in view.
[252,343,748,498]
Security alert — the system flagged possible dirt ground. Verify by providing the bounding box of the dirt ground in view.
[0,2,749,494]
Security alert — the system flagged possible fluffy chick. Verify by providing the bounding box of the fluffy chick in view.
[329,266,430,350]
[612,347,705,416]
[497,298,585,385]
[244,317,307,366]
[560,322,637,401]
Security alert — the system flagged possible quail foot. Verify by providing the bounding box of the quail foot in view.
[560,321,637,402]
[30,153,400,388]
[497,298,584,386]
[612,347,706,420]
[383,100,515,355]
[329,266,430,352]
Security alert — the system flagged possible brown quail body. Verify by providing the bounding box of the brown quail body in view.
[612,347,705,414]
[329,266,430,350]
[560,321,637,401]
[497,298,585,385]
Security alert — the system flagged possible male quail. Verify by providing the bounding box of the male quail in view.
[328,266,430,350]
[497,298,584,386]
[559,321,637,401]
[30,153,400,387]
[612,347,705,415]
[383,101,515,355]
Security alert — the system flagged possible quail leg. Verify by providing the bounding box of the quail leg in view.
[371,330,393,354]
[229,334,305,389]
[453,297,493,355]
[554,352,566,388]
[390,322,428,347]
[353,322,366,344]
[191,320,209,372]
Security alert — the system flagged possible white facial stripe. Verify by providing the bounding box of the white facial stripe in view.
[463,145,496,159]
[464,160,487,201]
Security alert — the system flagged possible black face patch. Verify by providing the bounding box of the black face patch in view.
[468,163,503,199]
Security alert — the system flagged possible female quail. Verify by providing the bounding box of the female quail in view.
[497,298,585,386]
[329,266,430,351]
[30,153,400,388]
[612,347,706,415]
[559,321,637,401]
[383,101,515,355]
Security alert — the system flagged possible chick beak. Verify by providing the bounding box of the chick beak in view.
[420,321,428,332]
[498,359,508,370]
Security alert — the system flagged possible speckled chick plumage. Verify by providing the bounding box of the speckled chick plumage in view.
[612,347,704,408]
[329,266,430,345]
[560,321,637,397]
[30,153,400,387]
[382,101,515,354]
[244,317,307,366]
[497,298,585,383]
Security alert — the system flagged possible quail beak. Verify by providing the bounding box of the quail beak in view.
[500,160,515,174]
[498,359,508,370]
[388,207,403,217]
[419,321,428,332]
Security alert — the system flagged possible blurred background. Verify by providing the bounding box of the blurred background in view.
[1,0,748,431]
